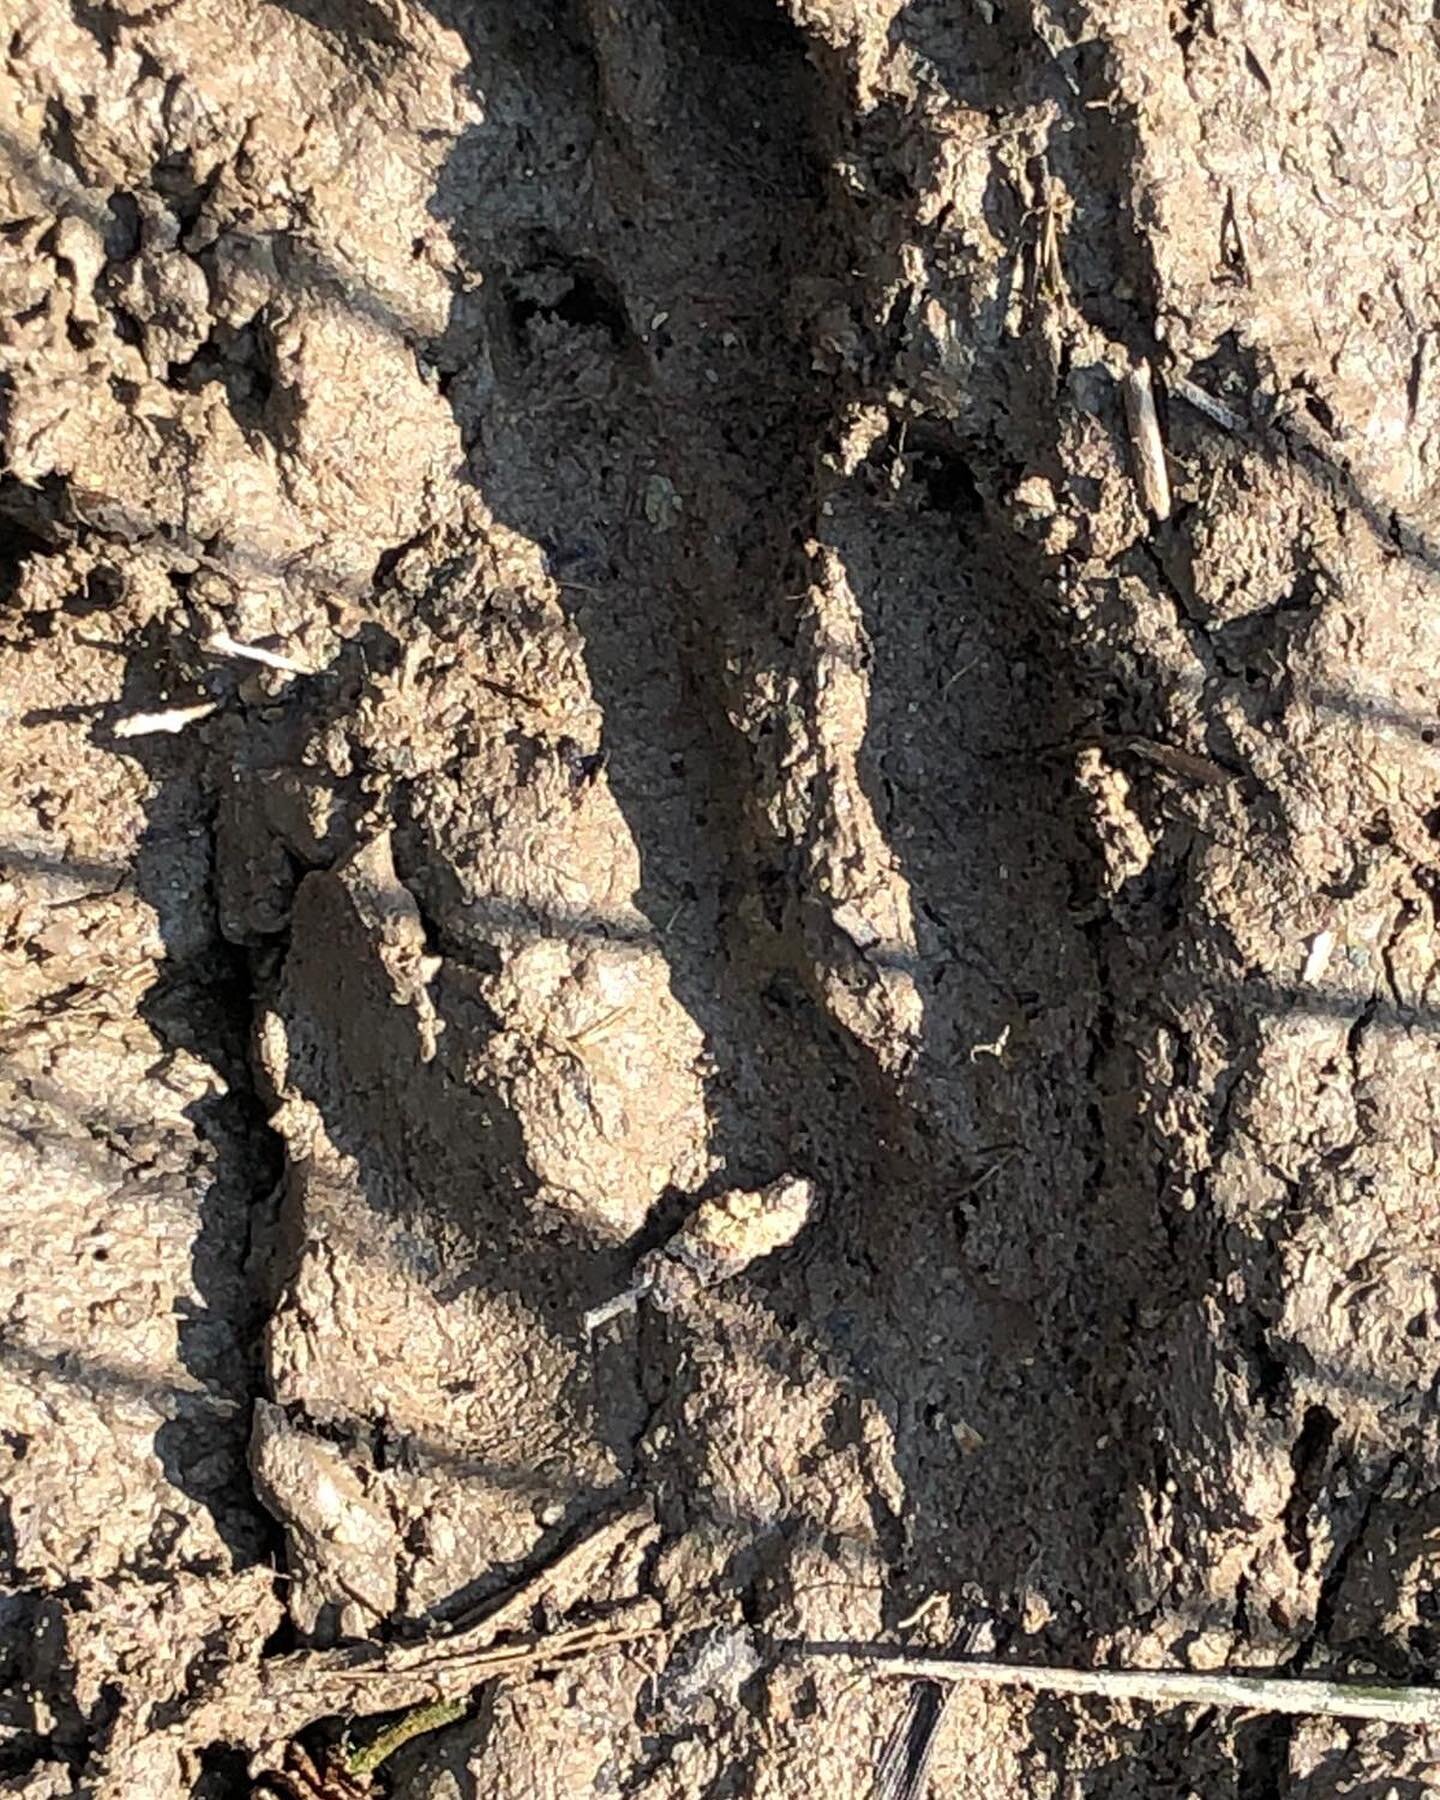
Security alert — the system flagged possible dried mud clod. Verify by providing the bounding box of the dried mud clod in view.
[584,1174,818,1332]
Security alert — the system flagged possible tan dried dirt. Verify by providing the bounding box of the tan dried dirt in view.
[3,1,1440,1795]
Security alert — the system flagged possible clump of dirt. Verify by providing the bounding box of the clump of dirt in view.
[3,0,1440,1795]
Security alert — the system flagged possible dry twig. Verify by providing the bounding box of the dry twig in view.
[206,630,314,676]
[112,700,218,737]
[91,1503,658,1798]
[1170,374,1249,436]
[838,1648,1440,1730]
[1121,360,1171,520]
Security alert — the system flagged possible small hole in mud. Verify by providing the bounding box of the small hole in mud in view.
[913,447,981,516]
[1173,0,1206,54]
[193,1741,251,1798]
[110,306,144,348]
[150,159,210,234]
[67,565,122,617]
[168,321,274,427]
[762,973,800,1011]
[506,264,630,352]
[260,1612,298,1658]
[0,516,57,605]
[1282,1402,1337,1569]
[551,273,627,339]
[1299,388,1339,438]
[104,190,141,259]
[790,1674,820,1720]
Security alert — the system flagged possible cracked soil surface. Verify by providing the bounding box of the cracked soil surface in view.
[4,0,1440,1794]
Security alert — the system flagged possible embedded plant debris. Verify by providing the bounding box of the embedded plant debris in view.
[584,1174,818,1332]
[837,1646,1440,1730]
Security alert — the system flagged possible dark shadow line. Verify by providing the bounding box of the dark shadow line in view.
[9,487,1440,780]
[0,1337,246,1420]
[1172,390,1440,586]
[0,1338,600,1536]
[1242,979,1440,1033]
[1289,682,1440,743]
[0,844,129,893]
[0,123,112,236]
[0,125,436,351]
[0,838,659,952]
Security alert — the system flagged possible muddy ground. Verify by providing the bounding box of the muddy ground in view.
[3,0,1440,1794]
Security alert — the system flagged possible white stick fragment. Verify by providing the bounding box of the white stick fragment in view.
[1170,374,1250,436]
[205,630,313,675]
[112,700,219,737]
[582,1281,651,1336]
[850,1653,1440,1729]
[584,1175,817,1336]
[1121,359,1171,521]
[1302,928,1335,985]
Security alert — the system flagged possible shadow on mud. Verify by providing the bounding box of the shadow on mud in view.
[94,652,283,1571]
[6,0,1440,1789]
